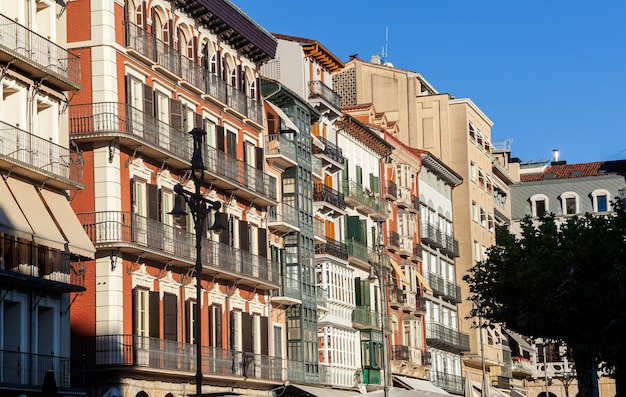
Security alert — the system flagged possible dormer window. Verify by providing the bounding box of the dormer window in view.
[560,192,579,215]
[592,189,611,213]
[530,194,549,217]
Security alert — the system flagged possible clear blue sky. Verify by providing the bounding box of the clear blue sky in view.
[236,1,626,164]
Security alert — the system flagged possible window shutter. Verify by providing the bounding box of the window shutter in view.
[229,310,235,350]
[261,316,269,355]
[359,219,368,245]
[163,293,178,341]
[258,228,267,258]
[218,213,230,245]
[226,130,237,156]
[170,98,183,131]
[194,112,203,128]
[129,178,135,211]
[147,184,159,221]
[186,299,192,344]
[215,305,223,348]
[242,312,252,353]
[132,288,138,334]
[239,220,249,252]
[143,83,153,115]
[354,277,362,306]
[370,174,380,194]
[255,146,264,170]
[149,291,160,338]
[216,125,225,152]
[125,75,132,107]
[362,279,371,308]
[356,165,363,186]
[346,215,361,242]
[141,1,146,28]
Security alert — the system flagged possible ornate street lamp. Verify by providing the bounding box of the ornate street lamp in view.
[169,127,224,397]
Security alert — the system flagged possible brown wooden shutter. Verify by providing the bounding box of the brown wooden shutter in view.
[239,220,249,252]
[163,293,178,341]
[132,288,138,334]
[170,98,183,131]
[216,125,225,152]
[242,312,252,353]
[261,316,269,355]
[255,146,264,170]
[143,84,153,115]
[147,184,158,220]
[226,130,237,156]
[185,299,192,344]
[194,112,203,129]
[258,228,267,258]
[215,306,222,348]
[129,178,135,212]
[125,75,132,106]
[229,310,235,350]
[141,1,146,28]
[149,291,160,338]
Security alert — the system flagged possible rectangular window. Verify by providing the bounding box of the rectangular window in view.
[565,197,577,215]
[535,200,546,217]
[597,195,608,212]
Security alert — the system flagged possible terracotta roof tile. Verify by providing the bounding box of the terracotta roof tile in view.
[520,160,626,182]
[342,103,373,111]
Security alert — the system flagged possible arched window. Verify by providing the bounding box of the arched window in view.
[560,191,579,215]
[230,67,237,87]
[591,189,611,213]
[249,79,257,100]
[134,2,143,26]
[209,53,217,74]
[530,194,549,217]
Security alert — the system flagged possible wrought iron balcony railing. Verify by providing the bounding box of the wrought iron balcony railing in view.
[388,230,400,251]
[0,120,84,188]
[426,323,470,353]
[72,334,283,382]
[313,182,346,210]
[265,134,297,169]
[308,80,342,111]
[0,13,81,90]
[271,275,301,302]
[385,180,398,200]
[342,179,386,217]
[312,136,344,165]
[0,234,84,288]
[424,271,462,304]
[431,371,464,395]
[124,21,261,124]
[421,222,444,248]
[0,349,70,389]
[345,238,372,264]
[440,233,460,258]
[268,202,299,231]
[315,237,348,260]
[77,211,279,287]
[352,306,381,329]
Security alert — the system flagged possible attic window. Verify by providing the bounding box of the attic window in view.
[570,170,582,177]
[543,173,556,180]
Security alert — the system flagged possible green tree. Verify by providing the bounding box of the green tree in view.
[464,200,626,397]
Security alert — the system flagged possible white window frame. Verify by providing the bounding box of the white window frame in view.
[530,194,550,217]
[560,192,580,216]
[592,189,611,213]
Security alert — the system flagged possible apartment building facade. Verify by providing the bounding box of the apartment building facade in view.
[66,0,284,395]
[0,0,96,395]
[333,56,515,393]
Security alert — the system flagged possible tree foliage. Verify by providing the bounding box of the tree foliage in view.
[464,200,626,397]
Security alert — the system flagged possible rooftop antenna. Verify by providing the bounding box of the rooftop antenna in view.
[381,27,389,63]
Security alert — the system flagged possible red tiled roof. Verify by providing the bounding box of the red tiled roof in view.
[342,103,373,111]
[520,161,626,182]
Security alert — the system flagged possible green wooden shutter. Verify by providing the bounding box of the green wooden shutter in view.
[346,215,361,241]
[356,165,363,186]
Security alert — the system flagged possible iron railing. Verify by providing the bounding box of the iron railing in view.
[271,275,301,301]
[441,234,460,257]
[388,231,400,249]
[431,371,464,395]
[72,334,283,381]
[345,238,371,263]
[312,136,344,165]
[385,180,397,199]
[0,120,83,184]
[308,80,342,111]
[421,222,444,248]
[268,202,299,229]
[0,350,70,388]
[342,179,386,215]
[0,234,84,287]
[313,182,346,210]
[315,237,348,260]
[265,134,297,163]
[352,306,380,329]
[424,271,462,304]
[77,211,279,285]
[0,13,81,88]
[124,21,260,123]
[425,323,470,353]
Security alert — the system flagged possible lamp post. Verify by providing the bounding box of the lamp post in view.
[169,127,224,397]
[368,220,389,397]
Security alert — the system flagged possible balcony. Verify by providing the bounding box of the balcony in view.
[511,356,534,376]
[73,334,283,383]
[265,134,297,170]
[425,271,462,304]
[0,120,84,190]
[0,13,81,91]
[385,180,398,200]
[342,179,387,220]
[315,237,348,261]
[0,350,70,391]
[271,275,301,305]
[412,244,422,263]
[312,136,344,173]
[313,182,346,217]
[398,235,413,259]
[268,202,299,234]
[390,345,426,370]
[421,222,443,249]
[426,323,470,353]
[77,211,279,289]
[352,306,381,330]
[388,288,406,309]
[345,238,372,270]
[431,371,464,395]
[396,187,414,210]
[71,102,276,205]
[0,235,85,291]
[308,80,342,118]
[440,234,460,258]
[124,22,261,124]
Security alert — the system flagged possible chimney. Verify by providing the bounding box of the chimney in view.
[551,149,566,165]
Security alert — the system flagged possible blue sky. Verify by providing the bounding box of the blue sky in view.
[236,1,626,164]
